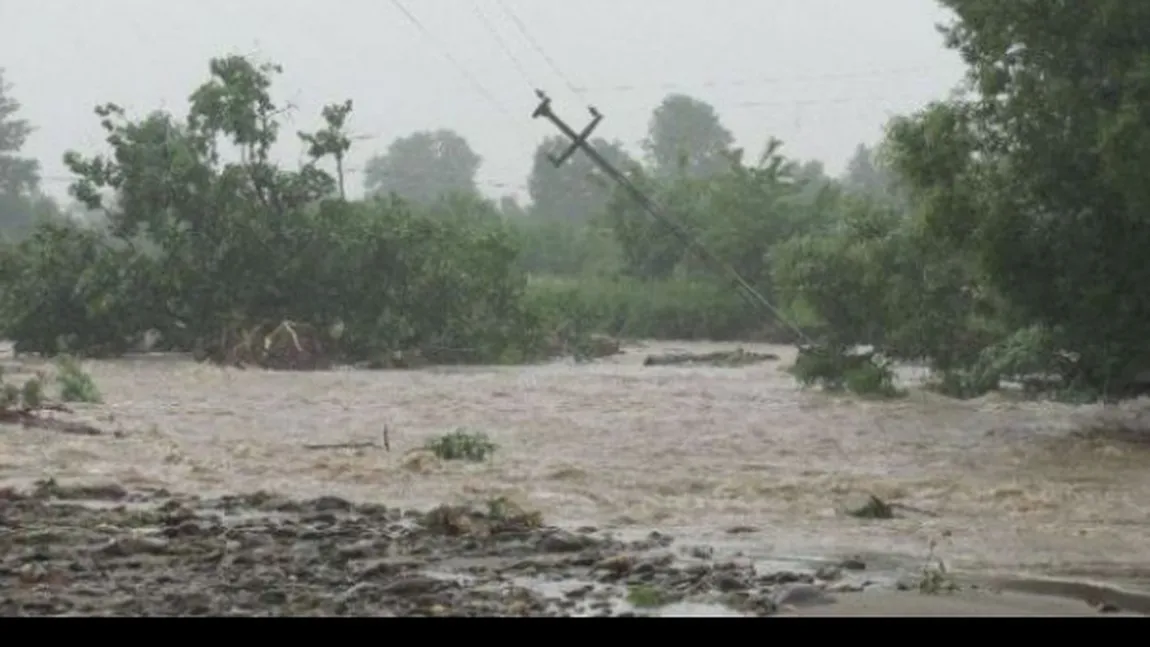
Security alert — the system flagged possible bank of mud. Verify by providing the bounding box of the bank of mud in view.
[0,481,842,616]
[4,481,1145,616]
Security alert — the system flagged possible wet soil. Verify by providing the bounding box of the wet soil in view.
[5,480,1148,616]
[0,480,849,616]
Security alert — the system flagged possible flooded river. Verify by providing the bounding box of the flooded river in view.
[2,341,1148,592]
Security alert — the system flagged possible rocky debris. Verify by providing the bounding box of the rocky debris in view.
[814,556,870,584]
[840,494,938,522]
[841,493,895,520]
[771,582,838,609]
[643,348,779,368]
[725,525,760,535]
[815,564,844,581]
[30,479,128,501]
[0,483,881,617]
[839,556,867,571]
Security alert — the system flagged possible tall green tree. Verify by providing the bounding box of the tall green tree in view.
[527,135,634,222]
[498,195,528,220]
[842,144,886,196]
[3,55,538,363]
[56,56,350,350]
[362,129,481,205]
[0,69,38,196]
[605,141,834,283]
[885,0,1150,396]
[0,69,58,239]
[642,93,735,181]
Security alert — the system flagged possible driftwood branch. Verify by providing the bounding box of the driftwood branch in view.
[302,441,379,451]
[37,403,74,414]
[0,409,105,436]
[890,502,940,518]
[301,426,392,453]
[643,348,779,367]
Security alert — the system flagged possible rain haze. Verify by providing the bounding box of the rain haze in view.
[1,0,964,201]
[6,0,1150,619]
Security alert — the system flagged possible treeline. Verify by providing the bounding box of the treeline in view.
[1,0,1148,402]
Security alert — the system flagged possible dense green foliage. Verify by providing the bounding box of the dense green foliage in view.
[0,69,64,241]
[0,58,543,365]
[2,1,1146,403]
[775,0,1150,400]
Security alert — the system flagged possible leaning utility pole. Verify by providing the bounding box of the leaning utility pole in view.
[531,90,809,343]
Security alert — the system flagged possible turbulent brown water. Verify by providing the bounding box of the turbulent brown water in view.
[2,341,1149,590]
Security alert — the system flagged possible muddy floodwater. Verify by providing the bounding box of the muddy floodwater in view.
[2,340,1150,613]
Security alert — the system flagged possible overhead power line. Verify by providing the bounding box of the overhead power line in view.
[387,0,518,122]
[472,2,538,91]
[494,0,585,100]
[570,65,942,94]
[345,62,942,101]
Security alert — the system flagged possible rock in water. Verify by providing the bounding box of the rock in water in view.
[771,583,837,608]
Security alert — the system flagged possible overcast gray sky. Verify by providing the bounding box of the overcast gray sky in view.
[1,0,965,202]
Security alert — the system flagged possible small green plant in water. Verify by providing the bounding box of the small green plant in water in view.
[0,365,47,411]
[54,356,102,404]
[626,585,668,609]
[20,377,44,409]
[426,428,497,462]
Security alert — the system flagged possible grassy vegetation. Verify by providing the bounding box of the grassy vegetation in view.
[526,275,789,343]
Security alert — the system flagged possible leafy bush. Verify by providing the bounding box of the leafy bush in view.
[0,222,164,357]
[0,359,103,415]
[0,365,45,411]
[54,355,102,403]
[425,429,497,462]
[789,345,903,398]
